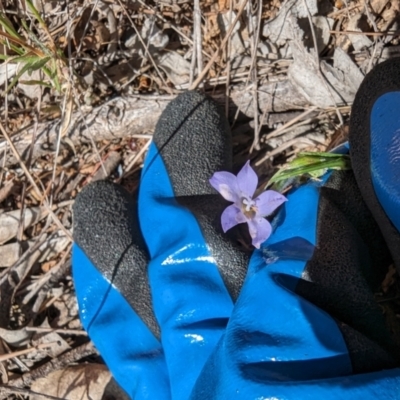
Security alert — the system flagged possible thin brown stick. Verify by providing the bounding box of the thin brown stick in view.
[8,342,96,389]
[249,0,263,152]
[0,121,73,242]
[121,138,152,180]
[255,107,318,166]
[330,29,399,36]
[194,0,203,85]
[116,0,171,93]
[0,343,55,363]
[25,327,87,336]
[225,0,233,118]
[189,0,249,90]
[136,0,211,60]
[302,0,344,125]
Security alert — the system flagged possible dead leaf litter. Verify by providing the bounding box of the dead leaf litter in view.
[0,0,400,397]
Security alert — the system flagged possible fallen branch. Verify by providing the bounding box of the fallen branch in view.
[0,81,310,168]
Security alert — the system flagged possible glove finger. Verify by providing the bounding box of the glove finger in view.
[73,181,169,398]
[350,57,400,272]
[191,167,399,398]
[138,91,251,398]
[192,361,400,399]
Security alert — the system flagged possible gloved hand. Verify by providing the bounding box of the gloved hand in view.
[72,58,400,399]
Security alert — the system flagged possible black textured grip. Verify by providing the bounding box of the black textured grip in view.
[73,91,253,343]
[150,91,252,300]
[350,57,400,273]
[152,90,232,197]
[296,170,399,371]
[73,181,160,338]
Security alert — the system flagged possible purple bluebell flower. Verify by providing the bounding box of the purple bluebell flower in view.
[209,161,287,249]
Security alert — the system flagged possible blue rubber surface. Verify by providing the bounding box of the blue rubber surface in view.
[138,142,234,399]
[72,244,170,399]
[72,121,400,399]
[371,92,400,232]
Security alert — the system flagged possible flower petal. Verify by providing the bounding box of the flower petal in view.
[221,204,245,232]
[247,217,272,249]
[254,190,287,217]
[209,171,239,202]
[237,161,258,198]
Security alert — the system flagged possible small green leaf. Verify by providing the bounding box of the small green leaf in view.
[5,56,50,93]
[0,14,22,39]
[8,53,41,64]
[6,43,25,55]
[25,0,46,26]
[28,56,51,71]
[19,79,51,87]
[52,73,61,92]
[296,151,348,158]
[267,152,351,187]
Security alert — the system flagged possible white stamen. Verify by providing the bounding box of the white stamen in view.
[242,197,255,212]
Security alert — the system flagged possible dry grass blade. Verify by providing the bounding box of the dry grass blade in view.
[116,0,171,92]
[0,121,73,242]
[249,0,263,152]
[121,138,152,180]
[194,0,203,83]
[302,0,344,125]
[59,88,74,139]
[330,29,400,36]
[25,327,87,336]
[136,0,212,60]
[0,30,44,57]
[189,0,249,90]
[0,342,56,362]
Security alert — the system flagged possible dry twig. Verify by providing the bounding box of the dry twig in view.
[189,0,249,90]
[0,121,72,242]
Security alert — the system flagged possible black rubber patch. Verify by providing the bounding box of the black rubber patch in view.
[296,170,399,372]
[349,57,400,273]
[73,91,252,342]
[151,91,252,300]
[152,90,232,197]
[73,180,160,339]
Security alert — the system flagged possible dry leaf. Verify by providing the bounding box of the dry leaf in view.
[0,326,32,347]
[0,180,17,203]
[91,151,121,182]
[31,331,70,359]
[31,364,112,400]
[205,14,220,41]
[346,13,373,51]
[0,206,48,245]
[262,0,319,43]
[288,42,364,107]
[73,7,93,49]
[125,18,169,55]
[18,69,42,99]
[370,0,390,15]
[41,259,57,273]
[0,63,19,87]
[218,11,245,57]
[158,52,191,87]
[0,241,20,267]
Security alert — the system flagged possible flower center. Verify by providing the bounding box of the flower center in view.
[241,197,257,218]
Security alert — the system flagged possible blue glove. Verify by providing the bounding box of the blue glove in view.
[72,58,400,399]
[350,57,400,273]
